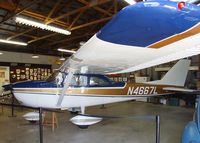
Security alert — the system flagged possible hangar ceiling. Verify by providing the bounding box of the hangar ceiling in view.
[0,0,131,57]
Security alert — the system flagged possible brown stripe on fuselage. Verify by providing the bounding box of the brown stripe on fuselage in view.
[148,23,200,48]
[14,89,61,94]
[14,83,178,96]
[65,83,172,96]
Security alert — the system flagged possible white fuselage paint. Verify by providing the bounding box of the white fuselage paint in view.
[13,87,162,108]
[13,91,144,109]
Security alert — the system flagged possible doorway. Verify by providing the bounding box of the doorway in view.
[0,66,10,94]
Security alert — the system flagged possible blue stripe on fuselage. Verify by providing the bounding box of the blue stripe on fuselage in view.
[97,1,200,47]
[12,80,57,88]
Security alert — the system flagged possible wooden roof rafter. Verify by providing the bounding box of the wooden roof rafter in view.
[78,0,113,16]
[45,0,111,25]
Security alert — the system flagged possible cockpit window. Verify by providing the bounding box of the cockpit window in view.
[79,75,88,86]
[47,72,114,87]
[71,76,79,86]
[70,75,88,87]
[89,76,109,86]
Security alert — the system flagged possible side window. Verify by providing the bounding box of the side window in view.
[70,75,88,87]
[70,76,79,86]
[89,77,109,86]
[79,75,88,86]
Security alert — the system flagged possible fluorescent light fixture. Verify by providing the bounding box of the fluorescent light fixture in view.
[80,41,86,46]
[32,55,39,59]
[57,48,76,54]
[0,52,3,55]
[59,57,66,61]
[0,39,27,46]
[16,17,71,35]
[124,0,136,5]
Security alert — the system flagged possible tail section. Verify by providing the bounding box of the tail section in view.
[148,59,191,86]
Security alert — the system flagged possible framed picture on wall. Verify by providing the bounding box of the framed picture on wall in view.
[123,77,127,82]
[0,72,5,78]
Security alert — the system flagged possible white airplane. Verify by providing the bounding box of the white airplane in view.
[2,0,200,126]
[4,59,194,127]
[5,60,193,112]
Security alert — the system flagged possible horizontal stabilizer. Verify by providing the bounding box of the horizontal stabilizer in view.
[163,87,196,93]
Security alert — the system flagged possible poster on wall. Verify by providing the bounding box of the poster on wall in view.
[10,63,52,83]
[0,72,5,78]
[0,66,10,93]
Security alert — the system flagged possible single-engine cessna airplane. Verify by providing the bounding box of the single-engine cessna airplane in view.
[3,60,193,114]
[3,59,195,127]
[2,0,200,126]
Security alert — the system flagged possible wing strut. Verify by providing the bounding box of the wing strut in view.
[56,69,75,107]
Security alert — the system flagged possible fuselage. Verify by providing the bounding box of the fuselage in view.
[11,74,175,109]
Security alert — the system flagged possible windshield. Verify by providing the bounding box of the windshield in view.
[46,71,88,87]
[46,70,60,82]
[89,76,109,86]
[71,75,88,86]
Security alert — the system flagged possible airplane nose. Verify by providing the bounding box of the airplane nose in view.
[2,83,13,91]
[1,83,13,97]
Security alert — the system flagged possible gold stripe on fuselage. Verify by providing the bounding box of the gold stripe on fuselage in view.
[13,83,177,96]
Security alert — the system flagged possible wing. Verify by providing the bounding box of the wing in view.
[60,1,200,74]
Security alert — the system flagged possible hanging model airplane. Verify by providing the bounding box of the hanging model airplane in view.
[2,0,200,126]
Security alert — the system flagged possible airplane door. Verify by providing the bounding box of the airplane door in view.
[0,66,10,94]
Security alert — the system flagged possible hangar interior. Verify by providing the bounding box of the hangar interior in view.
[0,0,200,143]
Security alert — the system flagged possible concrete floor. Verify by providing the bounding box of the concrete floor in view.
[0,101,194,143]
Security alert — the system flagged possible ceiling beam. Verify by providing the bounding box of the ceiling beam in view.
[20,1,112,43]
[7,28,36,40]
[70,16,111,31]
[45,0,111,25]
[78,0,112,16]
[0,27,37,39]
[44,0,62,23]
[0,1,15,11]
[18,0,113,29]
[46,16,111,46]
[0,27,16,34]
[28,33,57,44]
[50,32,95,46]
[69,10,84,29]
[0,0,38,24]
[6,0,63,41]
[0,1,113,45]
[51,4,115,47]
[0,2,69,28]
[22,10,69,28]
